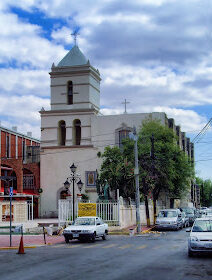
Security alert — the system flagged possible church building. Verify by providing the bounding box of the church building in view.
[40,45,193,217]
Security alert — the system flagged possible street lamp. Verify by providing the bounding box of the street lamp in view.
[64,163,83,220]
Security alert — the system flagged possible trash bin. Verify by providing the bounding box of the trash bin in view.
[129,228,134,237]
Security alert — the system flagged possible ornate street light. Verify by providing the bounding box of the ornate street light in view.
[64,180,70,190]
[63,163,83,220]
[70,163,77,173]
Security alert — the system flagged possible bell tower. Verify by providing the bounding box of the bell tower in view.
[50,45,101,113]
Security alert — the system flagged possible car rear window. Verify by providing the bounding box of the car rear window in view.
[158,211,177,218]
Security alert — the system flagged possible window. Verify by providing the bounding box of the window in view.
[158,211,177,218]
[119,130,130,147]
[67,81,73,104]
[73,119,81,145]
[58,120,66,146]
[22,139,25,161]
[23,174,35,189]
[6,135,10,158]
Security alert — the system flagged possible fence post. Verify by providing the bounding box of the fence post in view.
[58,200,61,227]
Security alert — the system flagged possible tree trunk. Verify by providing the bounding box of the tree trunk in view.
[153,198,157,225]
[144,195,150,227]
[170,198,174,209]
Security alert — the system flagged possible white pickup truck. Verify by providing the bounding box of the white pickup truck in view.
[63,216,108,243]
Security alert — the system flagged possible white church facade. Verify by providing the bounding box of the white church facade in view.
[40,45,193,218]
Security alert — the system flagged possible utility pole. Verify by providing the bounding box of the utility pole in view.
[201,181,204,206]
[150,134,157,224]
[130,127,141,233]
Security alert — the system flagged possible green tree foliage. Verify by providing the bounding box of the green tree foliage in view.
[196,177,212,207]
[98,120,194,202]
[98,146,135,198]
[137,120,194,201]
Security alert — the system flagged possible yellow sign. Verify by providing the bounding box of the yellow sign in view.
[78,203,96,217]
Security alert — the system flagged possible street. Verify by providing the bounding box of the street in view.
[0,229,212,280]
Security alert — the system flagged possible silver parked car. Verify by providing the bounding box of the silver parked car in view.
[181,211,189,228]
[188,218,212,257]
[155,209,184,230]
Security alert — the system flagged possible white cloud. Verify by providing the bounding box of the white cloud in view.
[0,95,50,138]
[51,26,74,45]
[0,11,66,68]
[0,68,49,96]
[0,0,212,181]
[100,106,206,133]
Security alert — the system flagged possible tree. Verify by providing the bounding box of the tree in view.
[98,119,194,224]
[137,120,193,221]
[97,146,135,199]
[196,177,212,207]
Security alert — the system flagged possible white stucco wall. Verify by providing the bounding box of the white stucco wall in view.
[40,147,100,217]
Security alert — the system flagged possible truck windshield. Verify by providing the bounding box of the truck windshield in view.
[158,211,177,218]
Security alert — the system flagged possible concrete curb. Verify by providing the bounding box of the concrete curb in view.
[109,232,129,236]
[0,246,37,250]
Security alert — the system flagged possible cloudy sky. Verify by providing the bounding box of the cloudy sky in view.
[0,0,211,180]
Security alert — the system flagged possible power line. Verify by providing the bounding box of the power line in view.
[192,118,212,143]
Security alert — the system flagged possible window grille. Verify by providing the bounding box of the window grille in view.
[23,174,35,189]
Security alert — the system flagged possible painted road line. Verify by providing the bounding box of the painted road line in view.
[119,244,132,249]
[65,245,81,249]
[51,244,66,248]
[152,246,162,250]
[102,244,117,249]
[136,245,147,250]
[171,245,180,249]
[82,244,102,249]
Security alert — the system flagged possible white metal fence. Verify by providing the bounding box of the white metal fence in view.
[58,200,120,226]
[97,202,119,226]
[27,200,33,221]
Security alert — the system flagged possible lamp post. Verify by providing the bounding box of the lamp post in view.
[64,163,83,221]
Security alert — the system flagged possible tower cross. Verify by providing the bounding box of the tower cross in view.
[71,30,80,46]
[122,99,130,114]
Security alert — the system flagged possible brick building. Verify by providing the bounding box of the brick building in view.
[0,125,40,218]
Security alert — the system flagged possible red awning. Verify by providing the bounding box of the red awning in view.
[0,187,38,195]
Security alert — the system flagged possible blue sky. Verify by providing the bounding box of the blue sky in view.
[0,0,211,180]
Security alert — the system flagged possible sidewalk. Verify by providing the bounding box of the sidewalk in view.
[109,224,155,235]
[0,225,156,249]
[0,234,65,249]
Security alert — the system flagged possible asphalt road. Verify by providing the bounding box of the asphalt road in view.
[1,229,212,280]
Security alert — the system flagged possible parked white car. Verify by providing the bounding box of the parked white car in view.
[188,217,212,257]
[155,209,183,230]
[63,216,108,243]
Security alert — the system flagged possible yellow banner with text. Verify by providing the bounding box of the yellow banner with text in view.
[78,203,97,217]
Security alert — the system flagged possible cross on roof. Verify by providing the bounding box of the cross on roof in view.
[122,99,130,114]
[71,30,80,46]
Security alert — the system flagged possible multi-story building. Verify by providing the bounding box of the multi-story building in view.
[0,125,40,218]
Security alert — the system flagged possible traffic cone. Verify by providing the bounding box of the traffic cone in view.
[17,236,25,254]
